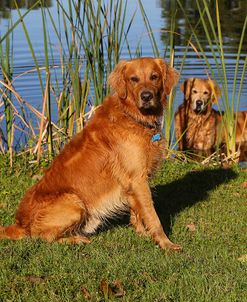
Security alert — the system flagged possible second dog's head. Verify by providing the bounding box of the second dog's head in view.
[108,57,179,115]
[181,78,221,114]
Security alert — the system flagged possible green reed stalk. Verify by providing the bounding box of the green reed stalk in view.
[79,0,105,105]
[57,0,137,106]
[0,25,13,162]
[68,2,87,133]
[104,0,136,91]
[15,1,44,92]
[137,0,160,57]
[213,0,235,155]
[37,73,50,163]
[41,6,53,158]
[58,1,88,135]
[176,1,215,78]
[164,2,176,148]
[53,2,71,137]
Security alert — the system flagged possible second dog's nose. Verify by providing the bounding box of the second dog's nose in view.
[196,100,203,106]
[141,91,153,102]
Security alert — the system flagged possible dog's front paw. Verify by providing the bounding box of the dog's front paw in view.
[160,239,182,252]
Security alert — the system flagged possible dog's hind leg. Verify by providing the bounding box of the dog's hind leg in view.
[0,224,27,240]
[30,193,90,244]
[57,235,91,244]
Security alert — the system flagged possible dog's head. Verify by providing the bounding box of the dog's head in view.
[181,78,221,114]
[108,57,179,115]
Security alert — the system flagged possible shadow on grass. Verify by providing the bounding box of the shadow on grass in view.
[152,167,238,234]
[101,166,237,236]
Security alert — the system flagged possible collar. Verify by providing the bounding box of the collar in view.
[123,111,161,131]
[123,111,162,142]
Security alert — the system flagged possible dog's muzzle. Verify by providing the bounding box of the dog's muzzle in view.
[194,100,205,113]
[140,90,155,109]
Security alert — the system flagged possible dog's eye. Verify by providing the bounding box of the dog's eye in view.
[192,89,197,94]
[150,74,159,81]
[203,91,209,95]
[130,76,139,83]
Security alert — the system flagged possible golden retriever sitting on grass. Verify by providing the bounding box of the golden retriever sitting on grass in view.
[0,57,181,251]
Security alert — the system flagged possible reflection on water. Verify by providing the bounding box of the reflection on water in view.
[0,0,52,19]
[158,0,247,51]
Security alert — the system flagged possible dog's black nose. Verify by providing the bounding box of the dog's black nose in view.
[141,91,153,102]
[196,100,203,106]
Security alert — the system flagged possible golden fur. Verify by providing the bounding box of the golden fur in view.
[0,57,181,251]
[175,78,247,151]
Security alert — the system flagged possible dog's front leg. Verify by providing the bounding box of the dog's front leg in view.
[129,208,147,236]
[128,179,182,251]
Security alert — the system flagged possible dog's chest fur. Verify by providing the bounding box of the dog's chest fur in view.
[81,134,165,234]
[186,114,217,150]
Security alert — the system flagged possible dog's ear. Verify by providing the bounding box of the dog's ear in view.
[155,58,180,95]
[108,60,128,99]
[181,78,194,100]
[208,80,221,103]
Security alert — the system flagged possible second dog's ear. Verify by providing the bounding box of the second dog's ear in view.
[181,78,194,100]
[209,80,221,103]
[108,61,128,100]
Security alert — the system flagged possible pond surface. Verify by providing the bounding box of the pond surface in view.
[0,0,246,147]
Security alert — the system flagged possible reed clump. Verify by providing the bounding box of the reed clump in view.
[0,0,246,165]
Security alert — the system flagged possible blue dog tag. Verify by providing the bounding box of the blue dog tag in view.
[151,133,161,142]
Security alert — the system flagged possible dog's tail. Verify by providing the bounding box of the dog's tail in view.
[0,224,27,240]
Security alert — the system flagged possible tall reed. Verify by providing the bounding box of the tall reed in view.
[163,1,176,148]
[0,0,140,162]
[0,23,13,165]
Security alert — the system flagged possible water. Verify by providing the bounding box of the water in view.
[0,0,246,150]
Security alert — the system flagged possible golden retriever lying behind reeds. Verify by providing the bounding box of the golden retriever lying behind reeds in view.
[175,78,247,151]
[0,57,182,251]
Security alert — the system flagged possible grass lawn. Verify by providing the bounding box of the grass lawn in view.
[0,155,246,302]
